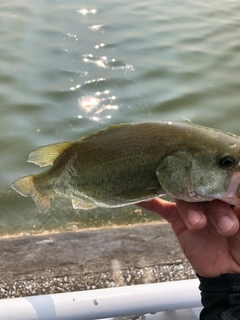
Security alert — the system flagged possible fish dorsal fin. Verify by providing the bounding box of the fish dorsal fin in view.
[81,123,129,141]
[28,141,74,167]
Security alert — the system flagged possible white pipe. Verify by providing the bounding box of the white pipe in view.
[0,279,201,320]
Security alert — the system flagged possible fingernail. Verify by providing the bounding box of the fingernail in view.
[217,215,235,233]
[187,210,202,226]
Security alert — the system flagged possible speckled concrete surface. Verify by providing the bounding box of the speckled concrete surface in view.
[0,223,196,298]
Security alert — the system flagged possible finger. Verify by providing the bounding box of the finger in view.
[175,199,208,230]
[202,200,239,237]
[136,198,178,223]
[234,206,240,217]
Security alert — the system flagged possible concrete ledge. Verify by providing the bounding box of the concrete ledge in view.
[0,223,196,298]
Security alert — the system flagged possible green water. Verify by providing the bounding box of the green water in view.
[1,0,240,235]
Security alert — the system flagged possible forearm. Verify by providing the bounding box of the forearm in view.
[197,273,240,320]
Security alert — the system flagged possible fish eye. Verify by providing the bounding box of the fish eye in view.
[218,155,237,169]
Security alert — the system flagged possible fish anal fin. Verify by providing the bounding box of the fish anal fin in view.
[72,198,96,210]
[11,175,53,213]
[28,142,74,167]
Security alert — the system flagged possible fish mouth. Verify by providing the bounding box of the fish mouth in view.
[222,172,240,205]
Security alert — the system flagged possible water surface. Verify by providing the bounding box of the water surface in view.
[1,0,240,235]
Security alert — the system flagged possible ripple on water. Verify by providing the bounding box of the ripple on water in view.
[2,0,240,234]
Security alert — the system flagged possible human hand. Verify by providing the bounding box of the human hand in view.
[137,199,240,277]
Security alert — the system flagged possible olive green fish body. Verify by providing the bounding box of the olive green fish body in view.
[11,122,240,213]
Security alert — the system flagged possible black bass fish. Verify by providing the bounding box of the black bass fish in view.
[11,121,240,213]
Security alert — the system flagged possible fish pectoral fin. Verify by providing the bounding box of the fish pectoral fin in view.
[156,152,192,198]
[11,175,54,213]
[71,199,97,210]
[28,141,74,167]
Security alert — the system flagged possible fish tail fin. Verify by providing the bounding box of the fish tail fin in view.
[11,175,53,213]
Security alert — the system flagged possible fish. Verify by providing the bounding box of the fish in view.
[11,121,240,213]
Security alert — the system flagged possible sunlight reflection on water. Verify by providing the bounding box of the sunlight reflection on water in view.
[78,90,119,122]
